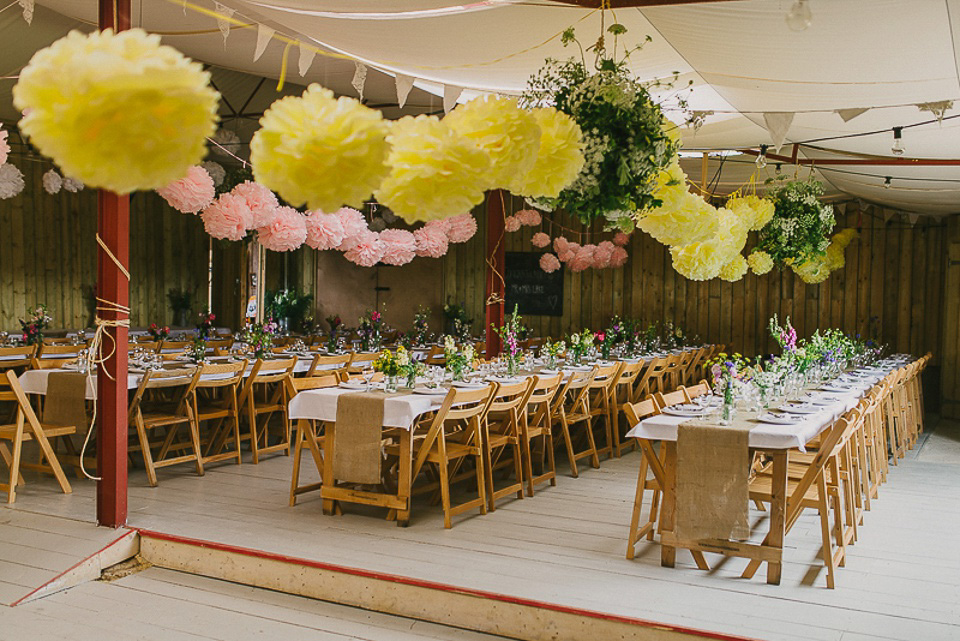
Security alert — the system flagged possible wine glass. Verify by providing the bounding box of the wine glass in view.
[361,367,375,391]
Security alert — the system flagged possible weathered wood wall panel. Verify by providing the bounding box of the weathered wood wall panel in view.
[0,160,210,331]
[443,201,946,368]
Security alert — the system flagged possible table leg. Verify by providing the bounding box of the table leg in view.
[321,421,337,516]
[395,429,412,527]
[660,441,677,568]
[767,449,787,585]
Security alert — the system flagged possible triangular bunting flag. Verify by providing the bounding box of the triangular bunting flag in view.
[836,108,868,122]
[395,74,414,109]
[443,85,463,114]
[298,42,316,77]
[18,0,34,25]
[907,213,919,226]
[762,112,794,152]
[882,209,894,223]
[352,62,368,102]
[214,2,235,47]
[254,24,275,62]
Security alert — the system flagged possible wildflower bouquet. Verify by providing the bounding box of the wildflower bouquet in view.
[444,335,476,381]
[411,306,430,347]
[542,339,566,369]
[755,178,835,268]
[495,305,524,375]
[358,310,384,352]
[148,323,170,341]
[567,329,594,364]
[242,319,277,360]
[196,309,216,340]
[19,303,52,346]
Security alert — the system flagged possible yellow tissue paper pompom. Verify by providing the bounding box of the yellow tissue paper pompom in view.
[719,254,748,282]
[791,257,831,284]
[747,250,774,275]
[726,194,776,231]
[831,227,858,250]
[669,208,747,281]
[511,107,584,199]
[375,115,492,224]
[638,159,720,247]
[250,84,390,212]
[13,29,219,194]
[445,95,540,191]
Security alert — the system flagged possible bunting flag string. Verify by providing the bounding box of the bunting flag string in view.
[213,2,235,47]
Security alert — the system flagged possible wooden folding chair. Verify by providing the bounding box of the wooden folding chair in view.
[683,348,707,387]
[639,357,669,397]
[1,370,77,503]
[158,339,192,355]
[551,368,599,478]
[0,345,37,373]
[683,380,711,400]
[520,372,563,497]
[346,351,380,374]
[286,371,345,506]
[587,362,623,461]
[237,357,297,464]
[610,360,644,457]
[191,361,247,466]
[661,353,685,392]
[654,388,689,409]
[623,397,662,559]
[32,343,86,369]
[403,384,497,528]
[483,378,535,511]
[128,366,203,487]
[306,352,350,377]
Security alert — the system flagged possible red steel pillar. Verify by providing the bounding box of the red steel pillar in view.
[484,191,506,358]
[96,0,131,528]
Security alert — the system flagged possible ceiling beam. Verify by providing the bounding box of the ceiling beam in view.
[549,1,741,8]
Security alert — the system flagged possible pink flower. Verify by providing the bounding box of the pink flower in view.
[593,241,616,269]
[201,193,252,241]
[613,231,631,247]
[0,128,8,165]
[558,241,580,264]
[610,246,629,268]
[515,208,542,226]
[569,244,596,272]
[344,229,385,267]
[504,215,521,233]
[304,210,344,250]
[531,232,551,249]
[379,228,417,265]
[231,181,279,228]
[414,226,449,258]
[258,206,307,252]
[445,214,478,244]
[156,165,215,214]
[335,207,368,250]
[539,252,561,273]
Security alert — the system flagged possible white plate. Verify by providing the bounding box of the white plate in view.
[487,376,522,384]
[758,413,804,425]
[413,387,448,395]
[539,369,559,375]
[779,403,821,415]
[338,382,366,390]
[452,381,485,389]
[662,407,707,417]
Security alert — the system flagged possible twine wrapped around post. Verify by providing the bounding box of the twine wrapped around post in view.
[77,233,131,481]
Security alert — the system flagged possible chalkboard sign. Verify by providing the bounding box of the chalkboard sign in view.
[505,252,564,317]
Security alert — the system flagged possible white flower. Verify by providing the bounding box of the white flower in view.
[0,163,25,199]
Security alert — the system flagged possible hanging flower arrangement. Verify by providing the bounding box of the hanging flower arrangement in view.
[753,178,835,268]
[789,228,858,284]
[521,25,681,227]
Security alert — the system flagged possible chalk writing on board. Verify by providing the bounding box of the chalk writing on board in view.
[505,252,563,317]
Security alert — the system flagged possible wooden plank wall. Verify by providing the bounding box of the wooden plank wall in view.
[0,160,211,331]
[938,216,960,418]
[443,200,946,366]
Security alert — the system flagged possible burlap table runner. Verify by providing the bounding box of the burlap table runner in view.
[333,390,406,485]
[44,372,90,437]
[675,416,755,542]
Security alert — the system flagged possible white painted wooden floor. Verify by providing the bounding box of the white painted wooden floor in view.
[3,419,960,641]
[2,567,510,641]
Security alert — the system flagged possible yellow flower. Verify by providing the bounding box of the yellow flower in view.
[13,29,219,194]
[510,107,584,199]
[747,250,774,275]
[719,254,748,282]
[726,194,775,231]
[375,115,492,224]
[445,95,540,190]
[250,84,390,212]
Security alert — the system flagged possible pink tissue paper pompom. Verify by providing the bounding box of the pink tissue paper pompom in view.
[445,214,478,244]
[553,236,569,253]
[258,205,307,252]
[515,208,542,226]
[569,244,596,272]
[613,231,631,247]
[531,232,551,249]
[379,228,417,266]
[540,253,561,274]
[610,246,629,268]
[425,218,451,233]
[0,128,8,165]
[344,229,385,267]
[504,215,521,233]
[304,210,345,251]
[201,193,252,241]
[156,165,215,214]
[414,226,449,258]
[558,241,580,264]
[335,207,368,249]
[593,241,616,269]
[232,181,279,228]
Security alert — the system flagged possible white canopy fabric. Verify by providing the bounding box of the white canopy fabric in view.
[5,0,960,214]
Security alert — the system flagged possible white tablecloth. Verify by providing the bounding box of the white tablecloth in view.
[625,371,890,451]
[288,387,440,430]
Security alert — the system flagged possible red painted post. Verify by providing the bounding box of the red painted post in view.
[96,0,130,528]
[484,190,506,358]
